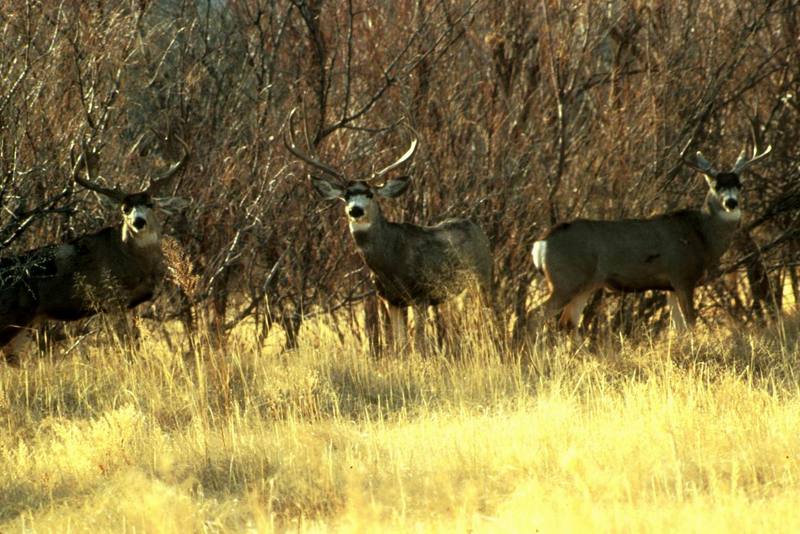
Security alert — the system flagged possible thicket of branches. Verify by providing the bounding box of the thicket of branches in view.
[1,0,798,348]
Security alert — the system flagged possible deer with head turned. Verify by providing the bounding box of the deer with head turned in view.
[0,140,189,364]
[531,142,771,332]
[284,110,493,354]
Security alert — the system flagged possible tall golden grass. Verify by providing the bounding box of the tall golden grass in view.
[1,309,799,532]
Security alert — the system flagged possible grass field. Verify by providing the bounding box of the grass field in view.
[1,311,799,532]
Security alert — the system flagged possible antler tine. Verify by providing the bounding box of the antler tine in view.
[369,125,418,183]
[284,108,345,181]
[147,135,190,195]
[733,143,771,174]
[732,146,749,173]
[73,141,128,202]
[683,150,719,178]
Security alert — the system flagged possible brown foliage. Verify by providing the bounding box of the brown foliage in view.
[1,0,798,347]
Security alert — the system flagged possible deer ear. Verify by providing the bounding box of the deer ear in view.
[155,196,190,214]
[311,176,345,199]
[376,176,411,198]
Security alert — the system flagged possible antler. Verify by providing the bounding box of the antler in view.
[146,135,190,195]
[683,150,720,178]
[369,125,418,183]
[72,142,128,202]
[284,108,345,181]
[732,143,771,174]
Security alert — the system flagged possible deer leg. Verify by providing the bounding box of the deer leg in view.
[433,306,446,352]
[666,292,688,331]
[477,275,496,319]
[380,303,392,353]
[1,308,37,365]
[113,311,142,352]
[476,277,502,348]
[538,291,573,325]
[385,303,407,352]
[364,295,381,357]
[37,320,61,355]
[558,290,593,330]
[1,325,35,367]
[555,290,592,349]
[528,291,572,339]
[673,287,696,328]
[537,282,589,332]
[413,304,428,356]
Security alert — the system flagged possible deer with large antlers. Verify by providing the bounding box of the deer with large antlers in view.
[0,140,189,364]
[285,110,493,354]
[531,142,771,332]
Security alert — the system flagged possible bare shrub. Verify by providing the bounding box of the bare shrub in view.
[1,1,798,352]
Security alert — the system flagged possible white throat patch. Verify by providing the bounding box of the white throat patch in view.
[349,221,372,233]
[719,208,742,222]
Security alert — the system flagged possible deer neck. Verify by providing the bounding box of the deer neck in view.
[350,209,402,273]
[121,222,162,250]
[701,190,740,262]
[349,206,388,249]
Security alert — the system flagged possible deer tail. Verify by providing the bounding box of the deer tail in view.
[532,240,547,274]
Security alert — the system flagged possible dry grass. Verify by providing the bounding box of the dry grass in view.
[1,311,799,532]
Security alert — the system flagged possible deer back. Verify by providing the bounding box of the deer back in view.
[542,213,716,293]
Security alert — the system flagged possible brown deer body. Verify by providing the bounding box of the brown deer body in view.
[348,192,492,309]
[0,144,188,363]
[285,111,492,352]
[532,144,771,331]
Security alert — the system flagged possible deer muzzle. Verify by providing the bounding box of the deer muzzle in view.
[348,205,365,219]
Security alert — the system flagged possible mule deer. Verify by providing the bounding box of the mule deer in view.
[0,141,189,363]
[531,143,771,332]
[284,110,492,353]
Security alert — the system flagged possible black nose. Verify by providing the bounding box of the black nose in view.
[348,206,364,218]
[133,217,147,229]
[724,198,738,210]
